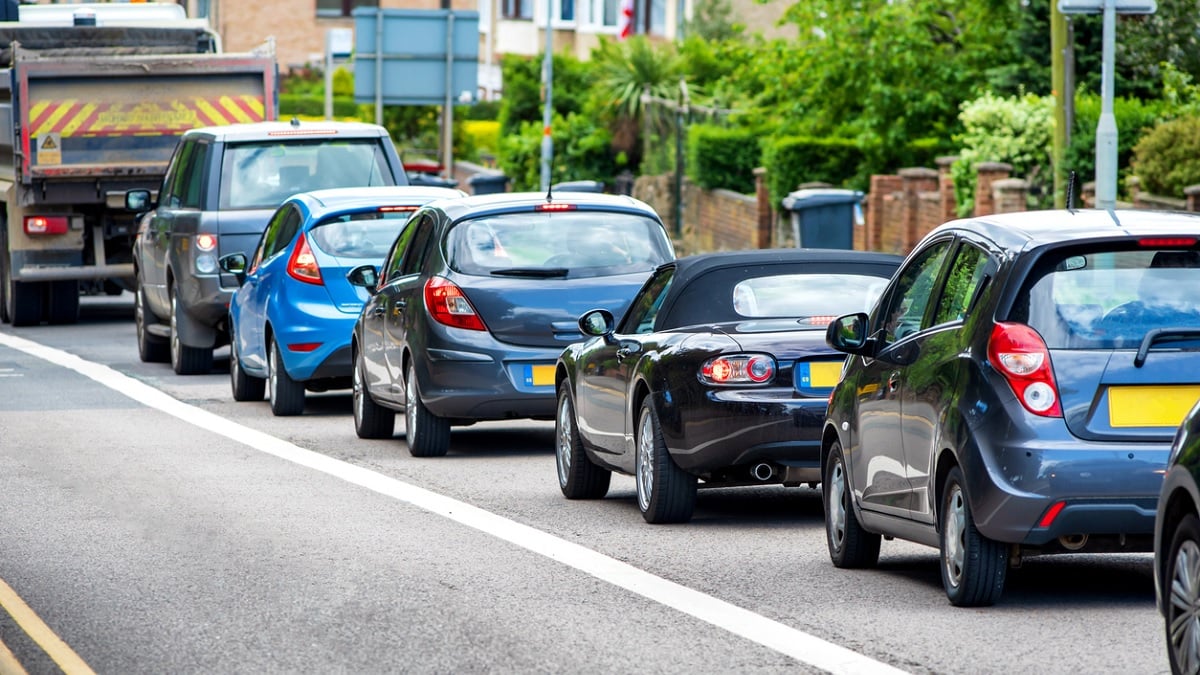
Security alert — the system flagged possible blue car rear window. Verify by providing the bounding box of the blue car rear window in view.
[310,212,410,258]
[1015,247,1200,349]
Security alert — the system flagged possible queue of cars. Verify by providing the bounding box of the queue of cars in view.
[120,120,1200,672]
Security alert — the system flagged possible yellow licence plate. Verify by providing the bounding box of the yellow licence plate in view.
[526,364,555,387]
[1108,385,1200,428]
[809,361,842,388]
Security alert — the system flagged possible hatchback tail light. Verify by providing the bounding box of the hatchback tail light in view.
[699,354,776,385]
[287,233,323,285]
[987,322,1062,417]
[425,276,486,331]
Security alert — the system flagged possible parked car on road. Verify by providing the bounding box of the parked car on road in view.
[127,119,408,375]
[1155,398,1200,675]
[554,249,901,523]
[824,209,1200,607]
[347,191,674,457]
[219,185,465,416]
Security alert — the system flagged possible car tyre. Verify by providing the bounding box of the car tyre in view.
[940,466,1007,607]
[268,338,305,416]
[635,399,696,524]
[229,320,265,402]
[556,382,611,499]
[353,348,394,439]
[47,280,79,325]
[824,440,881,568]
[170,290,212,375]
[135,282,169,363]
[405,361,449,457]
[1165,513,1200,675]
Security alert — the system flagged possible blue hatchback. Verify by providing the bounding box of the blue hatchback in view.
[220,185,465,415]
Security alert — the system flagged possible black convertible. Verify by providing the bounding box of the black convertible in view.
[554,248,902,523]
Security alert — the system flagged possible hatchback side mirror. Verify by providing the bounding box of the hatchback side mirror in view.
[827,312,871,354]
[219,253,248,285]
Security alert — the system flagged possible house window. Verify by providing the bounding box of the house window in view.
[560,0,574,21]
[317,0,379,18]
[638,0,665,35]
[597,0,618,26]
[503,0,534,19]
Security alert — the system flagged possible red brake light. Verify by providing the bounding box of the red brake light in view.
[424,276,485,331]
[987,322,1062,417]
[196,233,217,251]
[1138,237,1196,248]
[24,216,69,235]
[287,233,323,285]
[287,342,322,353]
[267,129,338,137]
[1037,501,1067,528]
[379,205,419,213]
[534,203,577,212]
[699,355,776,385]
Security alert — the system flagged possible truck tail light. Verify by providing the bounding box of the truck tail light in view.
[287,233,323,285]
[425,276,485,331]
[987,322,1062,417]
[24,216,69,235]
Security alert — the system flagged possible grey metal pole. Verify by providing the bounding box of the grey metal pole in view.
[374,8,384,125]
[539,1,553,192]
[324,30,333,121]
[1094,0,1118,210]
[443,12,455,179]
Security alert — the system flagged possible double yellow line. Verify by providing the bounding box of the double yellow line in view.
[0,577,94,675]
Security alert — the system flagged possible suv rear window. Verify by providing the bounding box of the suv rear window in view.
[1013,246,1200,349]
[221,139,396,209]
[446,211,673,278]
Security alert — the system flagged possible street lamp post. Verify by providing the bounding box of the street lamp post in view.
[540,0,553,192]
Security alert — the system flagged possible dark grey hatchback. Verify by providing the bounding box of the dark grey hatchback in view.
[348,191,674,458]
[824,208,1200,606]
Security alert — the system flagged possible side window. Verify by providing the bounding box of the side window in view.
[400,215,437,276]
[879,240,952,345]
[384,218,419,283]
[177,141,210,209]
[162,141,196,208]
[619,267,674,334]
[261,206,303,262]
[933,242,991,325]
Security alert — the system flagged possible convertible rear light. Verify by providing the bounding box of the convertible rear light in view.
[287,233,323,285]
[699,354,776,385]
[535,203,576,212]
[24,216,68,235]
[425,276,486,331]
[987,322,1062,417]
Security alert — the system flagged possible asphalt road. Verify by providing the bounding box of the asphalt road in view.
[0,293,1169,674]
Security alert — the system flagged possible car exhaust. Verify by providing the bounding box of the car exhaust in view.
[751,463,775,481]
[1059,534,1088,551]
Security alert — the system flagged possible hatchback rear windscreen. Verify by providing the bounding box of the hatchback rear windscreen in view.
[309,211,411,258]
[1013,245,1200,349]
[446,211,674,278]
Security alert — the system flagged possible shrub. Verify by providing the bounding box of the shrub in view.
[686,124,759,194]
[950,92,1053,216]
[1063,94,1163,199]
[761,135,867,208]
[463,120,501,162]
[279,94,360,119]
[498,113,618,191]
[1132,116,1200,197]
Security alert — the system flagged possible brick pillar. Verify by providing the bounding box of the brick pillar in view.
[917,191,942,243]
[973,162,1012,217]
[900,167,938,252]
[992,178,1028,213]
[1083,181,1096,209]
[1184,185,1200,212]
[868,174,902,252]
[936,155,958,223]
[753,167,772,249]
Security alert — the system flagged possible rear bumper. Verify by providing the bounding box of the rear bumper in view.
[419,344,561,421]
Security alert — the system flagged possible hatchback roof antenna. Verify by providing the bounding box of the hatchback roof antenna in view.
[545,183,554,203]
[1066,170,1078,214]
[290,116,300,127]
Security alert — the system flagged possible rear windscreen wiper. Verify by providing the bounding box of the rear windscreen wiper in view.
[489,267,569,278]
[1134,327,1200,367]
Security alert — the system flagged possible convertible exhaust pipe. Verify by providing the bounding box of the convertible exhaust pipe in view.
[751,463,775,481]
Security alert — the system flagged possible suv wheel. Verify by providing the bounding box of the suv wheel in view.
[635,399,696,524]
[824,440,881,568]
[268,338,305,416]
[136,282,169,363]
[556,383,611,499]
[940,466,1007,607]
[404,361,449,457]
[170,290,212,375]
[1166,514,1200,675]
[353,349,394,439]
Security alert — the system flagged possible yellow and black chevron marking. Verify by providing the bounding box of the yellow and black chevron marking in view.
[29,95,265,138]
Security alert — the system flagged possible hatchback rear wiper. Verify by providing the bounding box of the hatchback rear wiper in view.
[1134,327,1200,367]
[489,267,569,278]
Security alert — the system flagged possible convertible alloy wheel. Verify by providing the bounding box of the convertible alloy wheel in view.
[823,441,880,568]
[353,349,394,439]
[1167,514,1200,675]
[940,467,1007,607]
[555,384,610,499]
[634,400,696,524]
[404,361,450,457]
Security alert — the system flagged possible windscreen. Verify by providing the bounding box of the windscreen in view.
[1013,246,1200,349]
[446,211,674,278]
[220,139,394,209]
[308,211,412,258]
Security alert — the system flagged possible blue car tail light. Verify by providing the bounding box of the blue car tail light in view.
[700,354,775,385]
[987,322,1063,417]
[287,233,323,285]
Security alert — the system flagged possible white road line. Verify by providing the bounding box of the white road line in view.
[0,333,906,675]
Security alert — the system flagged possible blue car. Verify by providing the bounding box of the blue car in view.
[220,185,465,415]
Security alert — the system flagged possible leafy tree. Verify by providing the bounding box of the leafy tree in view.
[1132,116,1200,197]
[950,92,1055,216]
[497,52,592,138]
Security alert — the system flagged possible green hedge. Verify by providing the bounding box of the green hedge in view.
[279,94,361,119]
[686,124,760,194]
[1133,116,1200,197]
[762,136,868,208]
